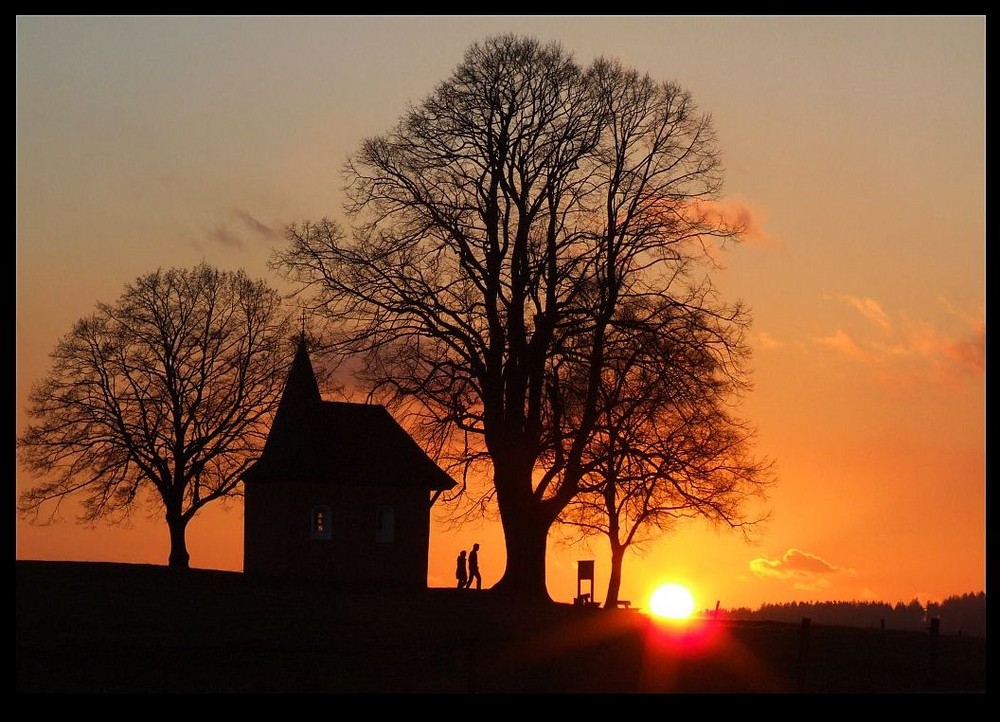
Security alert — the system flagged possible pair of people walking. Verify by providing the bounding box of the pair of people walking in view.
[455,543,482,589]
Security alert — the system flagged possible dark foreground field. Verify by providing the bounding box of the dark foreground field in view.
[16,561,985,693]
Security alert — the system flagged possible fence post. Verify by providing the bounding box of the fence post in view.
[926,617,940,691]
[796,617,811,691]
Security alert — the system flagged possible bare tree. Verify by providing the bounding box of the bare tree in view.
[556,298,773,608]
[17,263,292,568]
[276,35,755,600]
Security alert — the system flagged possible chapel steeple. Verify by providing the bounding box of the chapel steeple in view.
[275,334,322,420]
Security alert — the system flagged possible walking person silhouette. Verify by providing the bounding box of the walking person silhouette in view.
[456,550,468,589]
[466,543,482,590]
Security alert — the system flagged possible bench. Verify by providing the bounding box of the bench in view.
[615,600,631,609]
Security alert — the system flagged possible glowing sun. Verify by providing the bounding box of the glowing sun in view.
[649,583,696,620]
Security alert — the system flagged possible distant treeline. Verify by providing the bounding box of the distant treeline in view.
[714,591,985,637]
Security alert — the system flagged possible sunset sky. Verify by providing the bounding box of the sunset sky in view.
[16,16,985,611]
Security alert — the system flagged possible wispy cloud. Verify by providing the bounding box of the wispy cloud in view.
[233,209,282,239]
[690,196,781,251]
[887,319,986,374]
[750,548,847,591]
[207,224,245,249]
[814,329,869,362]
[202,209,284,250]
[815,295,985,380]
[671,196,779,268]
[829,294,891,332]
[758,331,784,350]
[946,321,986,374]
[937,298,986,374]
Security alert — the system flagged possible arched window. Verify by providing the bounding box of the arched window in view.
[311,505,332,541]
[375,505,395,543]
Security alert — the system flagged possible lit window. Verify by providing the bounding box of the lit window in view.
[375,506,395,543]
[311,505,332,541]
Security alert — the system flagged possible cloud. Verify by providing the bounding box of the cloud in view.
[938,296,982,328]
[814,329,868,362]
[750,548,851,591]
[688,196,781,250]
[937,299,986,374]
[887,316,985,376]
[945,321,986,373]
[829,295,891,332]
[207,224,245,249]
[757,331,784,350]
[750,548,841,579]
[668,196,779,267]
[204,209,283,250]
[815,296,984,381]
[794,577,832,592]
[234,209,282,239]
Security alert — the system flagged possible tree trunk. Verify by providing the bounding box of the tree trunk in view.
[604,546,625,609]
[492,510,551,602]
[489,452,554,602]
[166,510,190,569]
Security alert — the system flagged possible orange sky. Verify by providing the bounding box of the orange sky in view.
[16,16,985,610]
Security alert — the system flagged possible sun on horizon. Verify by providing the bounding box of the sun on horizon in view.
[649,583,697,620]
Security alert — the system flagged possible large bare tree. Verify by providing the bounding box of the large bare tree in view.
[17,263,291,568]
[277,35,757,600]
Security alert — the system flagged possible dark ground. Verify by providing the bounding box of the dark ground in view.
[16,561,985,693]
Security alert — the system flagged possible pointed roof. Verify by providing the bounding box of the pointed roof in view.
[276,335,322,418]
[243,339,455,491]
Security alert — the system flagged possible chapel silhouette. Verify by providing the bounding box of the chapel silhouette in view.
[242,337,455,588]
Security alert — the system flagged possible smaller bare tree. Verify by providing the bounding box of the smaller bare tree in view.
[557,298,773,608]
[17,263,292,568]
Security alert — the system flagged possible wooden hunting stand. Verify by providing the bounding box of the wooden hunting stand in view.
[575,560,597,606]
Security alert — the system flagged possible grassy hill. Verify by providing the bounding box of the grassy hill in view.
[16,561,985,693]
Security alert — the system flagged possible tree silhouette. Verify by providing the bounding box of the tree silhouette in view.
[277,35,754,600]
[17,263,291,568]
[557,298,772,607]
[717,594,986,637]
